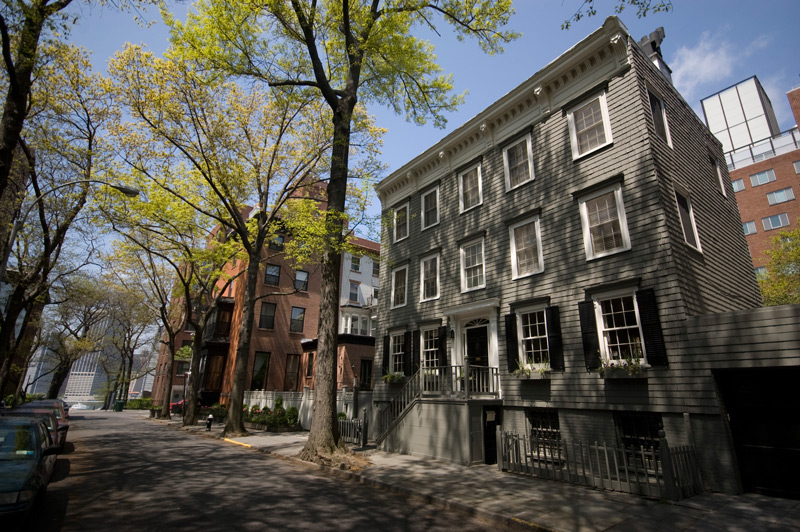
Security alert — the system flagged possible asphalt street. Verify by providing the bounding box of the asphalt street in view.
[29,410,502,531]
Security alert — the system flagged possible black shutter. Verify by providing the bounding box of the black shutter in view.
[437,326,448,367]
[382,335,390,374]
[504,313,519,373]
[578,300,601,370]
[412,329,421,373]
[403,331,413,376]
[636,288,668,367]
[546,306,564,371]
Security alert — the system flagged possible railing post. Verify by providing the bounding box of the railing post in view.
[361,407,369,447]
[658,430,679,501]
[464,357,470,401]
[496,427,503,471]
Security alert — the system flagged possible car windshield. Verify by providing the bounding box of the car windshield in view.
[0,426,35,460]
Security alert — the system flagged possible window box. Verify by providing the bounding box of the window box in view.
[600,365,648,379]
[511,367,551,380]
[381,372,405,385]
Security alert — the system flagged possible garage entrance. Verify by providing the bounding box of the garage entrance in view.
[715,367,800,499]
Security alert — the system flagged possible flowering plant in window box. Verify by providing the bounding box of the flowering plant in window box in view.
[381,372,405,384]
[598,355,644,378]
[511,363,550,379]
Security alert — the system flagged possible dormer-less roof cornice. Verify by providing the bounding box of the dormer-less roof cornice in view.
[376,17,632,204]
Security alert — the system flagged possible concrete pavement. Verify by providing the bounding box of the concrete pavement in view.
[149,412,800,531]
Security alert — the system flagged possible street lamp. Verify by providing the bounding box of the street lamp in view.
[0,179,140,283]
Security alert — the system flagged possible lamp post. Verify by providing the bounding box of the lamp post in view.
[0,179,140,284]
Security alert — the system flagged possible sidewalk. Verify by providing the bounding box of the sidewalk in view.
[151,414,799,531]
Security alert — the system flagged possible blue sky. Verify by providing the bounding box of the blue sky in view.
[68,0,799,188]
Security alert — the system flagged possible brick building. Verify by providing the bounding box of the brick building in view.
[701,80,800,270]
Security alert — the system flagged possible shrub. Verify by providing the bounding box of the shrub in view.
[126,398,154,410]
[286,406,299,426]
[337,412,347,420]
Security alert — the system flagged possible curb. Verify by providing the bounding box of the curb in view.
[147,416,555,531]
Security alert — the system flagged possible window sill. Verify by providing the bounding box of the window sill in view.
[601,367,648,379]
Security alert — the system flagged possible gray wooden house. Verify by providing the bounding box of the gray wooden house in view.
[372,17,796,497]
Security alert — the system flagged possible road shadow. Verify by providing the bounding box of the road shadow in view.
[51,457,71,483]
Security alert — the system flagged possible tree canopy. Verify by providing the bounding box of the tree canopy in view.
[759,226,800,306]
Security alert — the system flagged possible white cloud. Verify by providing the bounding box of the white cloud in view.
[744,35,771,57]
[670,31,735,103]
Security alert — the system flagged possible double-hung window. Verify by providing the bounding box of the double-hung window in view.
[391,265,408,308]
[372,261,380,277]
[268,235,284,251]
[516,307,549,370]
[294,270,309,291]
[503,134,534,190]
[264,264,280,286]
[419,253,440,302]
[393,203,409,242]
[750,169,776,187]
[351,256,361,271]
[594,292,645,363]
[567,92,613,159]
[421,328,439,369]
[259,302,276,329]
[578,184,630,260]
[349,281,360,303]
[421,186,439,229]
[289,307,305,333]
[648,90,671,146]
[767,187,795,206]
[509,216,543,278]
[390,333,405,374]
[459,164,483,212]
[763,213,790,231]
[675,190,701,251]
[460,238,486,292]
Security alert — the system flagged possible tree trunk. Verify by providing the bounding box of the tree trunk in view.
[223,251,260,436]
[46,359,72,399]
[0,288,26,394]
[160,349,175,419]
[299,107,351,460]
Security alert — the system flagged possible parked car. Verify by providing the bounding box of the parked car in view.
[0,410,60,452]
[15,401,69,448]
[0,417,59,528]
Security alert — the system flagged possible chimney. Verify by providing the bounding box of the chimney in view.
[638,27,673,85]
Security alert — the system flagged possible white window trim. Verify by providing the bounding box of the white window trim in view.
[713,159,727,197]
[421,186,440,230]
[647,89,672,148]
[767,187,795,206]
[567,92,613,160]
[675,188,702,252]
[458,163,483,213]
[732,178,745,193]
[592,289,647,365]
[390,265,408,309]
[503,133,535,191]
[742,221,757,236]
[393,202,409,243]
[578,183,631,261]
[515,305,549,371]
[460,237,486,293]
[763,213,790,231]
[419,252,440,302]
[509,215,544,279]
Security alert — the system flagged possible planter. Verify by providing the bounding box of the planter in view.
[514,371,551,380]
[602,367,647,379]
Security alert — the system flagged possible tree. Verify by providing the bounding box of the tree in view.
[758,227,800,306]
[166,0,517,460]
[107,45,377,436]
[41,273,108,399]
[0,42,125,394]
[561,0,672,29]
